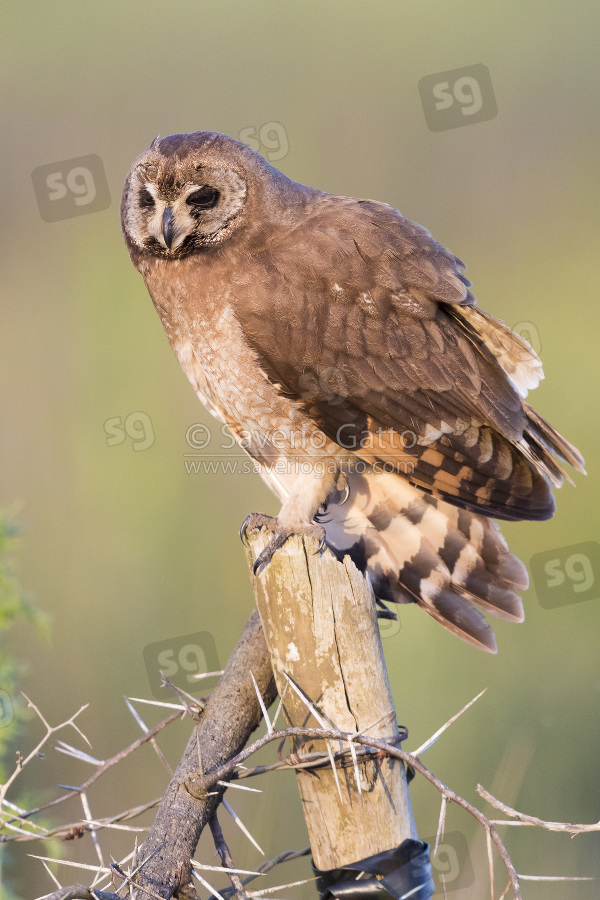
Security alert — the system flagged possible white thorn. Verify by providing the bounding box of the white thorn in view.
[413,689,487,756]
[251,671,272,734]
[193,871,227,900]
[222,798,265,855]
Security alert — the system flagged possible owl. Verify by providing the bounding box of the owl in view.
[121,131,584,653]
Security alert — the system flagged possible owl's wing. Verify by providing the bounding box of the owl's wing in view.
[232,195,584,522]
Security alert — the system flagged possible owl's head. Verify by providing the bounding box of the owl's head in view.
[121,131,303,261]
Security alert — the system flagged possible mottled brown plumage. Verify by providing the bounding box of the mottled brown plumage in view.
[121,131,585,652]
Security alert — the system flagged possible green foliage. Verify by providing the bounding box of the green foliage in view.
[0,511,50,898]
[0,516,46,633]
[0,512,48,778]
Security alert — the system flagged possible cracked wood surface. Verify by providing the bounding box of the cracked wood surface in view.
[246,528,417,871]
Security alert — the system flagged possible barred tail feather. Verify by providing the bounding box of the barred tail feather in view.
[523,403,586,476]
[321,471,528,653]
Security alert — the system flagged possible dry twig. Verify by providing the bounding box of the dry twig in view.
[7,630,595,900]
[209,811,250,900]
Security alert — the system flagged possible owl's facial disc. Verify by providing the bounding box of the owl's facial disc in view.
[128,165,247,258]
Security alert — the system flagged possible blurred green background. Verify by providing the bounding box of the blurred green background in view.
[1,0,599,897]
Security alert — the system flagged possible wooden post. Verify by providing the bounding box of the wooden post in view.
[245,527,417,871]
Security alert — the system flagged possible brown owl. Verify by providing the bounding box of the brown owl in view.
[121,131,584,653]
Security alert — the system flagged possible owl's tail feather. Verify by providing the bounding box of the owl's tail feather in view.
[521,404,586,487]
[323,470,528,653]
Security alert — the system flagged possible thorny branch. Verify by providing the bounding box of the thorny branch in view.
[0,707,183,842]
[0,695,91,810]
[479,785,600,834]
[3,630,596,900]
[186,724,527,896]
[218,848,311,899]
[209,812,250,900]
[9,692,597,900]
[35,889,121,900]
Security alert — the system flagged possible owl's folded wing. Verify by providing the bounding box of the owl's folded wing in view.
[232,195,584,521]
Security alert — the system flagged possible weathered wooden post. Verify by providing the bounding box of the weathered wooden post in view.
[245,527,418,871]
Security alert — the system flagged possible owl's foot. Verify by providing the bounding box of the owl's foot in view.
[239,513,278,546]
[240,513,326,574]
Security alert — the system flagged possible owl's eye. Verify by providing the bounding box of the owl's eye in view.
[139,188,155,209]
[186,186,220,209]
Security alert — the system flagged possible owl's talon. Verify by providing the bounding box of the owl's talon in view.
[253,531,288,574]
[240,513,278,547]
[252,522,327,574]
[336,472,350,505]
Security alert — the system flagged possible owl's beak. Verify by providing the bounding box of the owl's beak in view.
[162,207,175,249]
